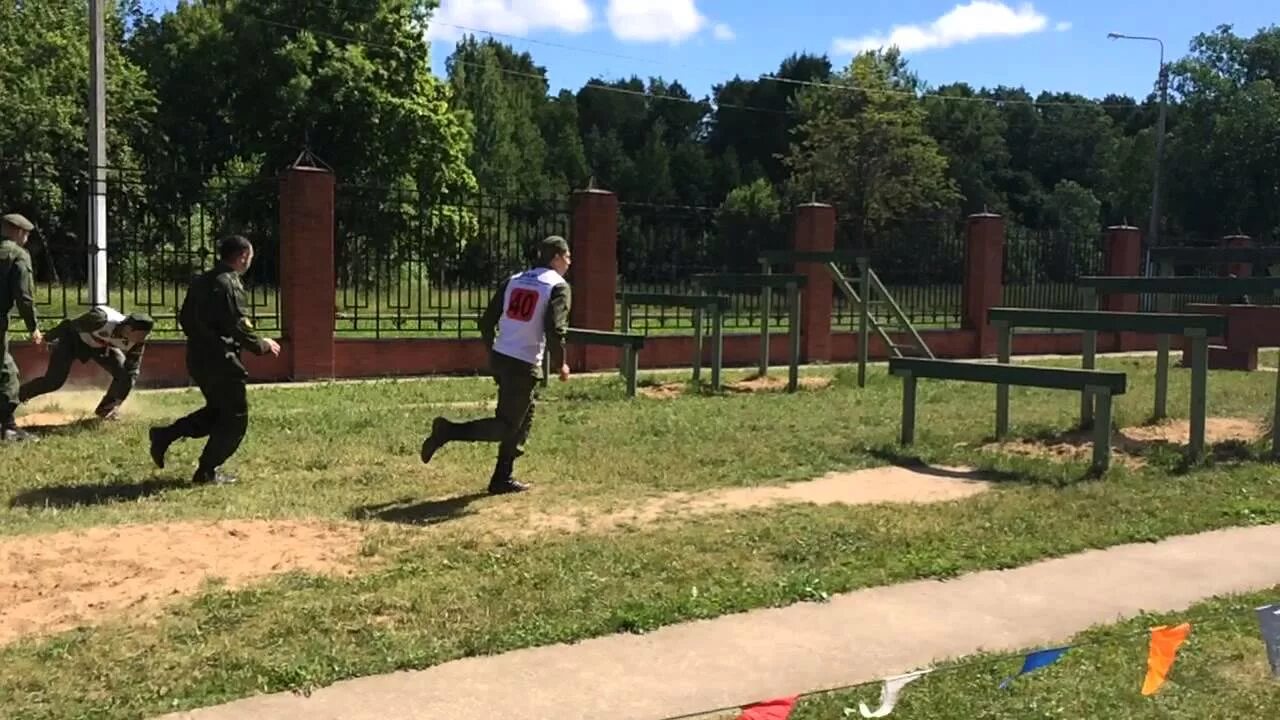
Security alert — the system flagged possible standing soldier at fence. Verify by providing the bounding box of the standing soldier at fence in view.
[1,213,43,442]
[148,235,280,485]
[419,235,572,495]
[19,306,155,420]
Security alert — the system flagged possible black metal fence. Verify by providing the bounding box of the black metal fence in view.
[1002,227,1106,312]
[833,219,967,330]
[1,161,280,337]
[617,202,793,333]
[334,185,570,337]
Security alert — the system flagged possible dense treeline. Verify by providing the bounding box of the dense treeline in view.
[2,0,1278,256]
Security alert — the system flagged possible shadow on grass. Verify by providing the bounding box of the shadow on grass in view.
[867,446,1043,486]
[18,417,104,436]
[350,493,489,526]
[9,478,188,509]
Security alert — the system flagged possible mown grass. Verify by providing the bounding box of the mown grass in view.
[792,587,1280,720]
[0,358,1278,719]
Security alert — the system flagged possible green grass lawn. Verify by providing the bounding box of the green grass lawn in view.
[1,358,1279,719]
[792,587,1280,720]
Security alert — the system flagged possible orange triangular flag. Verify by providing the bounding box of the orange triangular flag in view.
[1142,623,1191,696]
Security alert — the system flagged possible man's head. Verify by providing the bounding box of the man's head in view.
[219,235,255,274]
[538,235,571,275]
[121,312,155,345]
[1,213,34,246]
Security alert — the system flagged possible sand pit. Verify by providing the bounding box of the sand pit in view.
[639,382,687,399]
[983,417,1265,468]
[0,520,364,646]
[518,465,992,535]
[14,411,87,429]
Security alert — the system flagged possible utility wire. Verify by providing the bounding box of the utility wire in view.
[244,15,1155,114]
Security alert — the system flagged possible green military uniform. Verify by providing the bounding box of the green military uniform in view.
[19,306,152,417]
[149,261,270,482]
[0,214,38,435]
[420,236,571,494]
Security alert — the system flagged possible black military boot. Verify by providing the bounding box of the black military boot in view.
[149,426,175,468]
[0,404,34,443]
[192,466,237,486]
[420,417,453,465]
[487,456,529,495]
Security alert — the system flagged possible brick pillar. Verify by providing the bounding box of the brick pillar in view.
[962,213,1004,357]
[1222,234,1253,279]
[792,203,836,362]
[279,167,336,380]
[568,188,618,371]
[1103,225,1143,312]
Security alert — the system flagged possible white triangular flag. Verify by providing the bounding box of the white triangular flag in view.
[852,669,932,718]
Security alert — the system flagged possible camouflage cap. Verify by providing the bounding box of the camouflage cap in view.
[1,213,34,231]
[538,235,570,259]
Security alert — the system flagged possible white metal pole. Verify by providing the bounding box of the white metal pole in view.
[88,0,108,306]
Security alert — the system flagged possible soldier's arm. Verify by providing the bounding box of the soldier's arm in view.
[214,276,270,355]
[544,283,571,368]
[14,253,38,332]
[479,279,509,347]
[124,342,146,374]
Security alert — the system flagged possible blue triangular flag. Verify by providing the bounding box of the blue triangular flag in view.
[1000,647,1070,689]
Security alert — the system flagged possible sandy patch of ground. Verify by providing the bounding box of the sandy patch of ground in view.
[14,411,87,429]
[0,520,364,646]
[516,465,992,535]
[638,375,833,399]
[983,417,1264,468]
[726,375,833,393]
[639,382,687,399]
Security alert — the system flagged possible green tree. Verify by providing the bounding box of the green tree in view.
[717,179,785,262]
[129,0,473,193]
[539,90,589,194]
[785,50,958,244]
[924,83,1010,215]
[447,36,549,197]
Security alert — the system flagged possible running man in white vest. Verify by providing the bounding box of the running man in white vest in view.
[419,236,572,494]
[19,306,154,420]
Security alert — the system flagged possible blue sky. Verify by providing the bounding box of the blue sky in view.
[151,1,1276,100]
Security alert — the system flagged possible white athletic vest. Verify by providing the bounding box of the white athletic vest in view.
[79,306,135,352]
[492,268,565,365]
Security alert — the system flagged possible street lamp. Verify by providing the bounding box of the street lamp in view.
[1107,32,1169,252]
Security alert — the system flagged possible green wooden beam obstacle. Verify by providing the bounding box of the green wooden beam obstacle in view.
[692,274,806,393]
[989,308,1223,458]
[616,292,731,391]
[890,357,1126,473]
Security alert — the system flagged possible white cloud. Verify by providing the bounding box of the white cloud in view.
[1055,20,1072,32]
[833,1,1052,55]
[607,0,706,44]
[713,23,736,41]
[427,0,593,42]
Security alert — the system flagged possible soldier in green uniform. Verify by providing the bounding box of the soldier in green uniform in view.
[419,236,572,494]
[1,213,43,442]
[19,306,155,420]
[147,235,280,485]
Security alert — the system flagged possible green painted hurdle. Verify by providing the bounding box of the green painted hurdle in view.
[692,273,806,392]
[890,357,1127,473]
[988,308,1226,458]
[1079,276,1280,459]
[616,292,733,390]
[540,328,646,396]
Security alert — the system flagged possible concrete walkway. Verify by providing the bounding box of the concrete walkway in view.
[161,524,1280,720]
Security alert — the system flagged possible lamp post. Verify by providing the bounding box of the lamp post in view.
[1107,32,1168,252]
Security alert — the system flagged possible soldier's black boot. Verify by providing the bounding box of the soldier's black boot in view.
[149,426,175,468]
[487,456,529,495]
[0,404,34,443]
[192,466,237,486]
[420,417,453,465]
